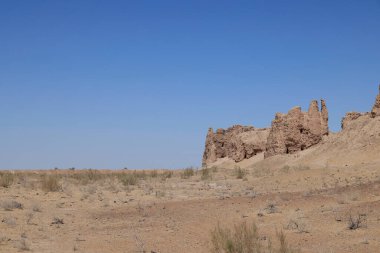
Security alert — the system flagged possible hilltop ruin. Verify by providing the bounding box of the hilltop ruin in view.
[203,100,329,165]
[203,85,379,166]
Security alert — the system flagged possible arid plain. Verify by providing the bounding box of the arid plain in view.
[1,89,380,253]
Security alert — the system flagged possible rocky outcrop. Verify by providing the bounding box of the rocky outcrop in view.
[264,100,329,158]
[202,125,270,166]
[341,112,365,130]
[371,85,380,118]
[341,85,380,129]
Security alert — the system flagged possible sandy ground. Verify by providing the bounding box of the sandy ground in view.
[1,162,380,253]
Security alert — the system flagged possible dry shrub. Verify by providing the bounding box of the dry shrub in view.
[41,175,61,192]
[117,170,149,186]
[181,167,195,179]
[285,212,310,234]
[2,216,16,226]
[264,203,279,214]
[0,172,15,188]
[211,221,299,253]
[201,168,212,180]
[161,170,173,180]
[150,170,158,178]
[347,212,367,230]
[234,167,247,179]
[17,238,30,251]
[72,169,103,185]
[1,200,23,211]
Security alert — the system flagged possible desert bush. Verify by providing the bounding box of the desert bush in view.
[211,166,218,172]
[285,219,309,234]
[347,212,367,230]
[285,212,310,234]
[211,221,299,253]
[41,175,61,192]
[161,170,173,180]
[72,169,103,185]
[17,238,30,251]
[155,190,166,198]
[1,200,23,211]
[51,217,64,225]
[234,167,247,179]
[293,165,310,171]
[0,172,15,188]
[181,167,195,179]
[252,168,272,178]
[118,173,139,186]
[2,216,17,226]
[264,203,279,214]
[150,170,158,178]
[280,166,290,173]
[201,168,212,180]
[133,170,147,180]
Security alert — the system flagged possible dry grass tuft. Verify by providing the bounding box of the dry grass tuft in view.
[234,166,247,179]
[347,212,367,230]
[211,221,299,253]
[1,200,23,211]
[0,172,15,188]
[41,175,61,192]
[201,168,212,181]
[181,167,195,179]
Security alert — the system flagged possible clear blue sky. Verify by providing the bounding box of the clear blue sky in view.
[1,1,379,169]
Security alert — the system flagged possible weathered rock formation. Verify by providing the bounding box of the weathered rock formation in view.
[341,112,365,130]
[203,100,329,166]
[264,100,329,158]
[371,85,380,118]
[202,125,270,165]
[341,85,380,129]
[202,85,380,165]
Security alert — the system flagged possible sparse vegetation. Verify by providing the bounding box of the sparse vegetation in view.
[31,203,42,212]
[347,212,367,230]
[293,165,310,171]
[210,221,299,253]
[1,200,23,211]
[51,217,64,225]
[285,219,310,234]
[161,170,174,180]
[281,165,290,173]
[234,166,247,179]
[2,216,16,226]
[181,167,195,179]
[41,175,61,192]
[201,168,212,180]
[150,170,158,178]
[119,173,138,186]
[0,172,15,188]
[265,203,279,214]
[17,238,30,251]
